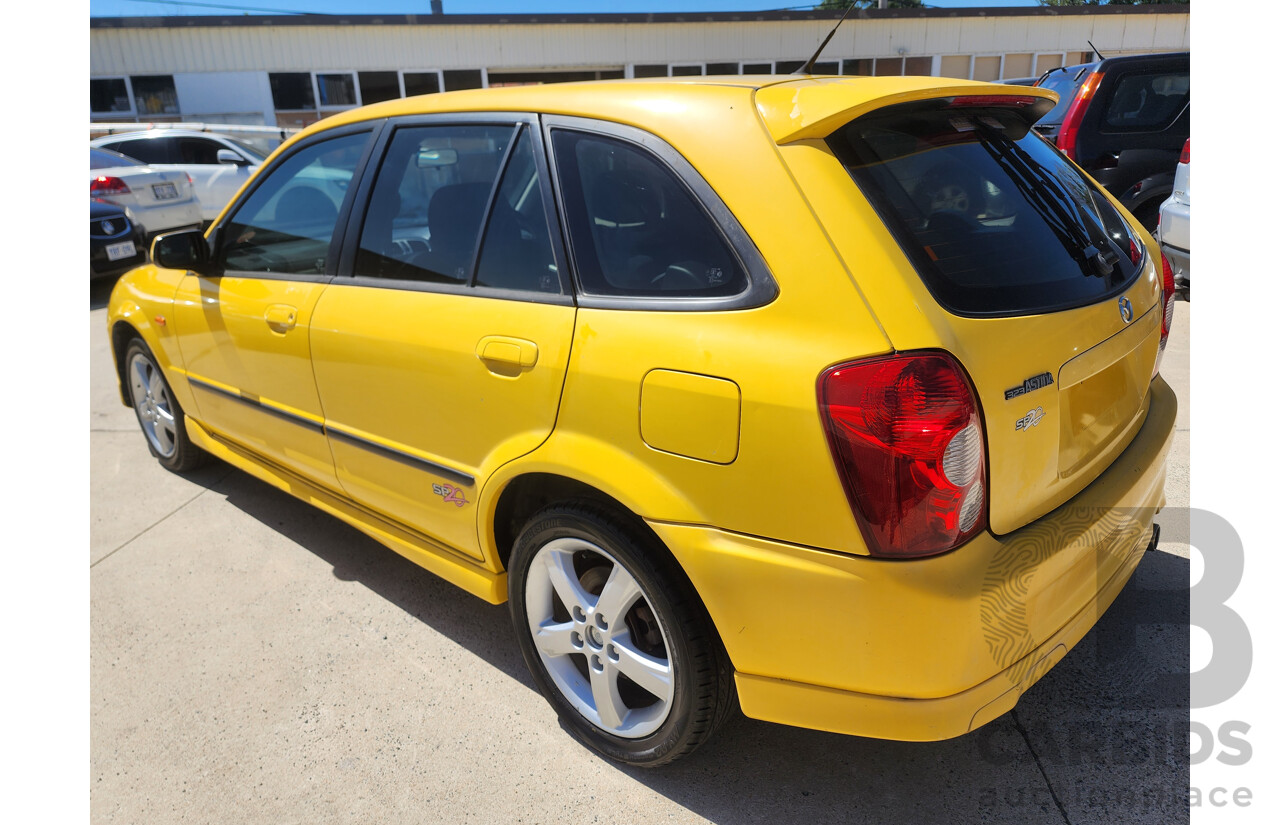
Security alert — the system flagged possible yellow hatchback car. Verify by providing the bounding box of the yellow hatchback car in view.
[108,75,1177,766]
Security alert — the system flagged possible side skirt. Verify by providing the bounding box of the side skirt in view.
[185,415,507,604]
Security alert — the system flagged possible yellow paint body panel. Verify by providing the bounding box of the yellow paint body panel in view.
[106,75,1176,744]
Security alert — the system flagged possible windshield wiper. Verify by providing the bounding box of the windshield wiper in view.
[973,127,1124,278]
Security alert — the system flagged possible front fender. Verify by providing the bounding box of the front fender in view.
[107,265,194,412]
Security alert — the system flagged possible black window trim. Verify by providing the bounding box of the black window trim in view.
[333,111,575,307]
[541,114,778,312]
[207,119,385,285]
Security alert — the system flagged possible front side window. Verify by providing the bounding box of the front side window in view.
[177,138,222,164]
[220,131,369,275]
[551,131,747,298]
[828,99,1143,316]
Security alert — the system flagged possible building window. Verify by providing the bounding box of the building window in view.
[670,64,705,77]
[842,59,873,76]
[972,56,1002,82]
[316,73,358,107]
[443,70,485,91]
[269,73,316,110]
[873,58,905,77]
[775,60,805,74]
[632,64,668,78]
[742,62,773,74]
[938,55,971,79]
[707,62,739,75]
[1034,53,1066,76]
[90,78,132,114]
[810,61,839,74]
[130,75,179,115]
[904,57,932,76]
[404,71,443,96]
[1003,53,1034,80]
[359,71,401,104]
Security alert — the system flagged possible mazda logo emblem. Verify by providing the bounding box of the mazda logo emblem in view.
[1118,296,1134,323]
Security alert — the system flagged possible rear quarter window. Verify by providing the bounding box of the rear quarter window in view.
[1102,71,1190,132]
[551,130,747,299]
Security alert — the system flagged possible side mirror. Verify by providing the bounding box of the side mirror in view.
[152,229,213,275]
[217,149,248,166]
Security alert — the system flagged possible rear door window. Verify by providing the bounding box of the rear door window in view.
[827,99,1143,317]
[176,137,223,164]
[1101,71,1190,132]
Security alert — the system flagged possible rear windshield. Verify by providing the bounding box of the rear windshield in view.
[1036,65,1095,126]
[827,100,1142,317]
[90,147,143,170]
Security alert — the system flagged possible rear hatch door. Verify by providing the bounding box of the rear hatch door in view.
[787,89,1165,534]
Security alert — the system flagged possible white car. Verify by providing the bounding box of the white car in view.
[90,130,268,223]
[1157,138,1190,293]
[90,147,202,240]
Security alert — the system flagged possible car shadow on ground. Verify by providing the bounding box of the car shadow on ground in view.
[197,461,1189,825]
[90,277,117,311]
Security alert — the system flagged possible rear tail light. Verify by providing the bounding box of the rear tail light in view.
[91,176,130,196]
[1152,252,1176,379]
[1179,139,1190,165]
[819,352,987,559]
[1056,71,1103,161]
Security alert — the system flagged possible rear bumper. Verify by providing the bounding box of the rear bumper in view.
[651,376,1176,741]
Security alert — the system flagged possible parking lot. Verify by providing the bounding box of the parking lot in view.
[90,277,1189,825]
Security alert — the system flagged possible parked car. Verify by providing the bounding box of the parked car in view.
[91,130,267,223]
[1033,52,1190,230]
[108,75,1176,767]
[90,199,147,279]
[90,147,202,241]
[1157,138,1190,295]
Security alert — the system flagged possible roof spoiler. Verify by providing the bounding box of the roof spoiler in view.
[756,78,1058,144]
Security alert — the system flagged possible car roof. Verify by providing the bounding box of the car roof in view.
[304,75,1057,148]
[1097,51,1189,68]
[91,130,237,142]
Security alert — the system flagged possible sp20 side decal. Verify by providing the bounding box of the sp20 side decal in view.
[432,483,469,507]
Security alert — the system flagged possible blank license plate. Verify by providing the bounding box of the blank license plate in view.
[152,182,179,200]
[106,241,136,261]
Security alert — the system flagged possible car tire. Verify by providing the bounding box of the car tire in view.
[124,339,207,472]
[508,503,734,767]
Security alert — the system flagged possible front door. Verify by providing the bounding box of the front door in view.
[310,118,575,559]
[173,127,376,488]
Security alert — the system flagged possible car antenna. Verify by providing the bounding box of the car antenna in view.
[1088,39,1106,60]
[795,3,858,75]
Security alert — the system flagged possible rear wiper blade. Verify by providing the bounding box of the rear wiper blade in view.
[974,128,1122,277]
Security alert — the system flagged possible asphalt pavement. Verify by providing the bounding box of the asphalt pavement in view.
[90,279,1190,825]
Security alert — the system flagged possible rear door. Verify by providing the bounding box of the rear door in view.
[813,97,1166,534]
[310,115,575,560]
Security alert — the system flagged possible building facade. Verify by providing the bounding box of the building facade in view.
[90,5,1191,129]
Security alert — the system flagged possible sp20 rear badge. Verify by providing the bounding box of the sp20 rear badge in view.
[432,483,469,507]
[1015,407,1045,432]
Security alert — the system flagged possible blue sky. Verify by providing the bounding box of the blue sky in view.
[90,0,1041,17]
